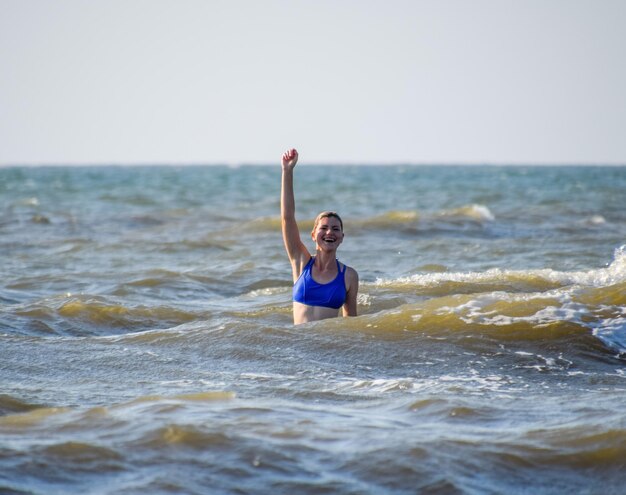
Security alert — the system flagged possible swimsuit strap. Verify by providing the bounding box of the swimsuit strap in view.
[337,259,344,273]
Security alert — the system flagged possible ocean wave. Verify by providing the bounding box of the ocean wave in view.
[328,375,516,398]
[120,391,236,407]
[364,271,621,327]
[375,245,626,292]
[352,204,496,231]
[354,210,420,228]
[14,197,40,207]
[353,287,625,356]
[140,424,233,450]
[0,394,45,416]
[35,441,124,466]
[0,390,235,432]
[0,406,71,429]
[340,248,626,356]
[484,426,626,472]
[232,204,496,235]
[437,204,495,222]
[1,295,203,336]
[58,298,199,332]
[583,214,607,226]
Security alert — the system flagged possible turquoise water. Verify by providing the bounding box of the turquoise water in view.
[1,165,625,494]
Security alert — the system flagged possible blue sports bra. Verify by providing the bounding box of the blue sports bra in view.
[293,257,346,309]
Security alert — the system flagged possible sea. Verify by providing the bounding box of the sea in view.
[1,164,625,494]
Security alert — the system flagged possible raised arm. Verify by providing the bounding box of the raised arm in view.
[281,149,310,280]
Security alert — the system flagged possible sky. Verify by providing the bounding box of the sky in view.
[1,0,625,166]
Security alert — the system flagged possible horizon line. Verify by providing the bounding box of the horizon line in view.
[1,161,625,168]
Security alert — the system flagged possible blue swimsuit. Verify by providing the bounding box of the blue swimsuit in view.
[293,257,347,309]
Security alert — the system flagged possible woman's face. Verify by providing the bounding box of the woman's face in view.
[312,216,344,250]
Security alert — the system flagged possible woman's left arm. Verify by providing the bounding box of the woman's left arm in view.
[343,267,359,317]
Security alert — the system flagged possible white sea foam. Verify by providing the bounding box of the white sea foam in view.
[438,204,495,222]
[592,317,626,353]
[586,215,607,225]
[455,294,590,328]
[432,276,626,352]
[466,204,495,221]
[375,245,626,289]
[16,197,40,207]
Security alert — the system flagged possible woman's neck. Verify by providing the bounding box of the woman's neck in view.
[314,249,337,270]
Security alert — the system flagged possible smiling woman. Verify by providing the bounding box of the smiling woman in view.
[280,148,359,324]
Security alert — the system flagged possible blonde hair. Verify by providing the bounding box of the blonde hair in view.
[312,211,344,233]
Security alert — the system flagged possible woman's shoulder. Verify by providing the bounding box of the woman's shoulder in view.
[342,263,359,283]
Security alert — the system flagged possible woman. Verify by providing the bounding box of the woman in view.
[281,148,359,324]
